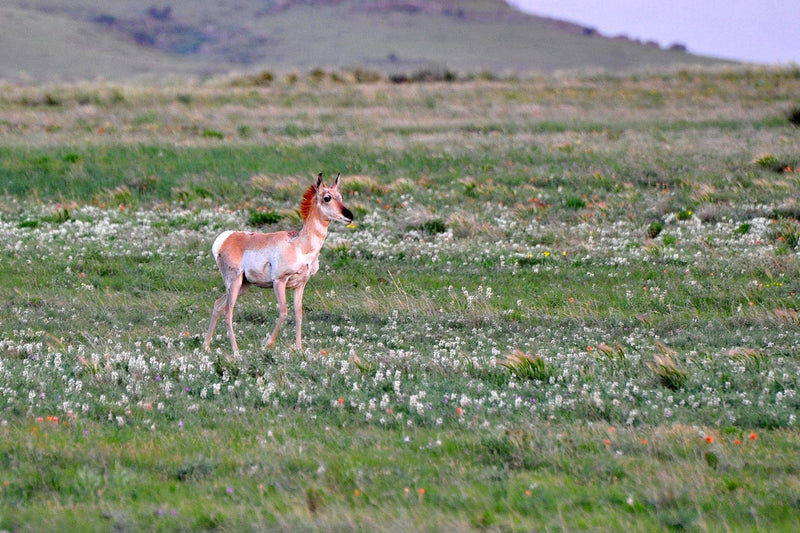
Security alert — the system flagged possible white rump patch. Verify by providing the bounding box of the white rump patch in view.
[211,230,235,260]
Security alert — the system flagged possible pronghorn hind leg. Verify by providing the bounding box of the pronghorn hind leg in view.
[293,283,307,351]
[224,274,248,355]
[203,293,228,351]
[266,279,288,347]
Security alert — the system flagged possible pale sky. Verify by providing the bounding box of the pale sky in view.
[510,1,799,64]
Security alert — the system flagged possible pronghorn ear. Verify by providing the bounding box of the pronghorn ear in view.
[315,173,324,189]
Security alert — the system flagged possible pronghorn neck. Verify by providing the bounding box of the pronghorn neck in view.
[298,206,330,251]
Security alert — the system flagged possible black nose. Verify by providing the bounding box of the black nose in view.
[342,207,354,223]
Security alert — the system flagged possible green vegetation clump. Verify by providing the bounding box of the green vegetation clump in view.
[648,353,688,391]
[564,196,586,209]
[41,208,72,224]
[754,153,779,168]
[499,350,550,381]
[17,219,39,229]
[420,219,447,235]
[248,209,283,226]
[647,221,664,238]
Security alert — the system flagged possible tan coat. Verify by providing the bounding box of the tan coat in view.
[203,174,353,354]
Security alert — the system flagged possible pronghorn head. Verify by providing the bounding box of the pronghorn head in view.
[301,173,354,225]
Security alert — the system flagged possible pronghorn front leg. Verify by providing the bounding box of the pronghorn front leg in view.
[266,278,288,347]
[293,282,307,351]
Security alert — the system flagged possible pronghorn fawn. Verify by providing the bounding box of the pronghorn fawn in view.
[203,173,353,355]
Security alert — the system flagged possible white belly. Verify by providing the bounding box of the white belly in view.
[241,249,320,288]
[241,248,273,287]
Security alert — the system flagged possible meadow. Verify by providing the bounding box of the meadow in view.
[1,67,800,531]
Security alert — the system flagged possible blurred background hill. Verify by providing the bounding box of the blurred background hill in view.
[1,0,731,81]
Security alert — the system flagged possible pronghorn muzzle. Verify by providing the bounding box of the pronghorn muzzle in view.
[340,206,354,224]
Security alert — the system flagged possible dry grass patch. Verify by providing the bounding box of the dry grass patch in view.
[446,211,503,240]
[344,174,384,195]
[250,174,308,201]
[499,350,550,381]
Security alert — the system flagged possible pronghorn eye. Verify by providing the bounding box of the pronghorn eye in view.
[323,195,332,203]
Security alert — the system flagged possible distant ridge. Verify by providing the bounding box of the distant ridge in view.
[1,0,731,81]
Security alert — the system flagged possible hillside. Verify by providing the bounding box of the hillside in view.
[1,0,731,81]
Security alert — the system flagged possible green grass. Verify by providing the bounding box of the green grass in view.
[2,68,800,530]
[1,418,794,531]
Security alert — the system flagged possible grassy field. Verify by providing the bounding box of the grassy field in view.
[1,67,800,531]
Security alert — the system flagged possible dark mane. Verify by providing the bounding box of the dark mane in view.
[299,183,316,221]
